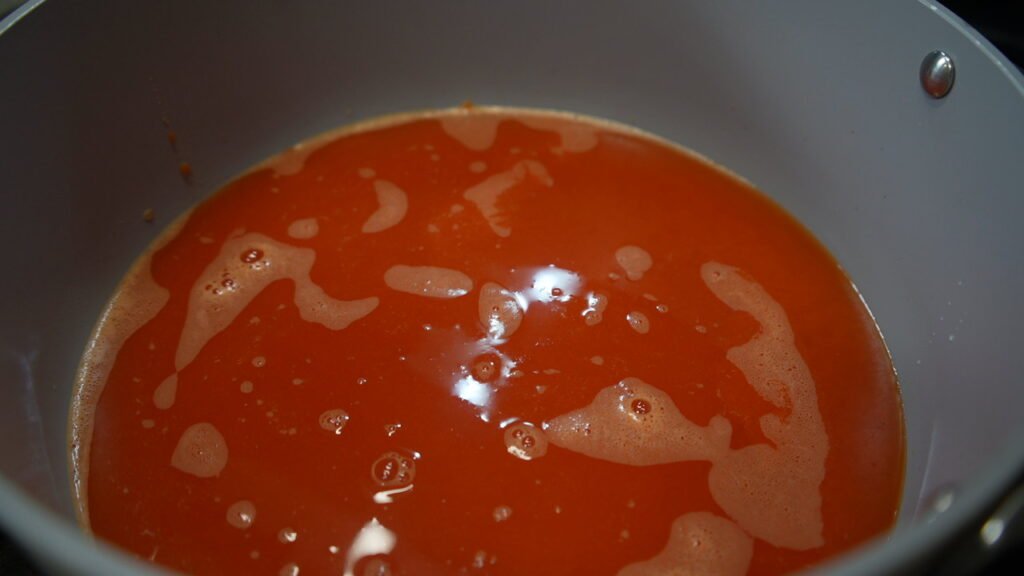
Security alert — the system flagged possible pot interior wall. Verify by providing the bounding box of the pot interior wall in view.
[1,0,1023,571]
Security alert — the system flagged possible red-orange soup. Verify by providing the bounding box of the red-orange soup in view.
[70,108,904,575]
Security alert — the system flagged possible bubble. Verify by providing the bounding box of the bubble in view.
[278,527,298,543]
[226,500,256,529]
[241,248,264,264]
[472,550,488,569]
[631,398,652,416]
[279,562,299,576]
[478,282,524,340]
[319,409,350,435]
[656,304,669,314]
[472,354,501,383]
[384,423,402,437]
[503,422,548,461]
[371,451,416,487]
[252,356,267,368]
[493,505,512,523]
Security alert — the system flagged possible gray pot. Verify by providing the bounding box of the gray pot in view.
[2,1,1022,574]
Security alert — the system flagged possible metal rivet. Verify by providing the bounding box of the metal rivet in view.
[926,485,957,517]
[921,50,955,99]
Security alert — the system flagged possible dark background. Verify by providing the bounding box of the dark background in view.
[0,1,1021,574]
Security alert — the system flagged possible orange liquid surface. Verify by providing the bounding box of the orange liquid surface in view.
[73,109,903,575]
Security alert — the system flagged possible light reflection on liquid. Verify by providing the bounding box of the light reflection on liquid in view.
[343,518,396,576]
[525,265,580,304]
[373,484,415,505]
[454,377,492,409]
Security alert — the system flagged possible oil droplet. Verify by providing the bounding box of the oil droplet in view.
[141,419,155,429]
[226,500,256,529]
[590,356,605,366]
[240,380,254,394]
[319,409,350,435]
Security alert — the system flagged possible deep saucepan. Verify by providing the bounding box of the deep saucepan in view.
[1,1,1023,573]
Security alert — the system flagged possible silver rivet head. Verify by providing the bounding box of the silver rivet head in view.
[921,50,955,99]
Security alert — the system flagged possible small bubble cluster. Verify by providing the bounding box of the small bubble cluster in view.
[319,409,350,435]
[503,422,548,461]
[240,248,264,264]
[371,451,416,487]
